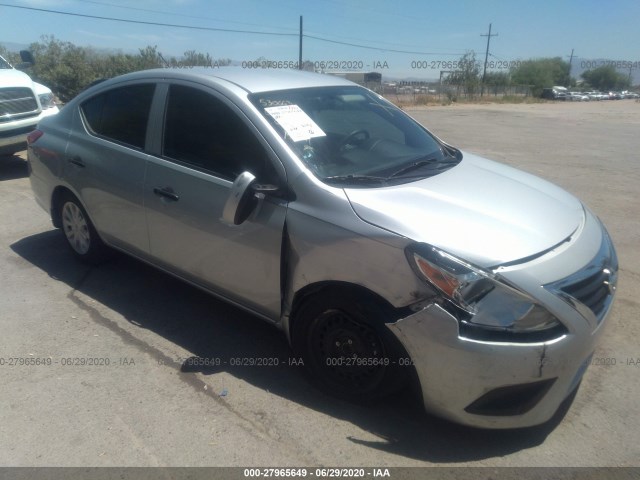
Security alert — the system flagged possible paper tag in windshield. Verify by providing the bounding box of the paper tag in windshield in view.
[264,105,326,142]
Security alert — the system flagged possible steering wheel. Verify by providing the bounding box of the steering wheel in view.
[339,129,370,151]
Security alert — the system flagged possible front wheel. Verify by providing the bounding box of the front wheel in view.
[292,293,408,401]
[59,193,108,263]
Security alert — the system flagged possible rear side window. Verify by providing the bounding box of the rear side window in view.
[81,84,155,150]
[163,84,270,180]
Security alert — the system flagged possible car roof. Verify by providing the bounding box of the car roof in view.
[100,67,356,94]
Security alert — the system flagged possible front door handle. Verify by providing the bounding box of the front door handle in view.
[67,156,85,168]
[153,187,180,202]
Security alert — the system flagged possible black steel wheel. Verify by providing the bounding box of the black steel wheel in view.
[293,292,408,400]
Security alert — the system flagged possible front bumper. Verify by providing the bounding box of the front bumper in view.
[388,213,617,428]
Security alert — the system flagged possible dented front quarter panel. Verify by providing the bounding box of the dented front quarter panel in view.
[280,171,435,337]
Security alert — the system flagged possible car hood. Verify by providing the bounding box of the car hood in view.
[0,68,34,89]
[344,152,584,267]
[33,81,54,95]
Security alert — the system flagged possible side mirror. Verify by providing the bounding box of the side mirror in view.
[222,172,258,225]
[17,50,35,69]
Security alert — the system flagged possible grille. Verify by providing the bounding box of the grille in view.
[559,268,612,320]
[545,225,618,324]
[0,87,38,119]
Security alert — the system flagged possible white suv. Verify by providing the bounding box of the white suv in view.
[1,51,59,157]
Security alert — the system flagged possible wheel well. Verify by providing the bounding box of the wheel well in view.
[50,186,76,228]
[288,282,408,340]
[288,281,421,401]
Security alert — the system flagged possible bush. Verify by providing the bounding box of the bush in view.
[6,35,230,102]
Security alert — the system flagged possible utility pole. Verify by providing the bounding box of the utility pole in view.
[567,48,574,87]
[299,16,303,70]
[481,23,498,97]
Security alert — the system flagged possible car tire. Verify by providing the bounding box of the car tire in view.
[292,292,409,401]
[59,193,108,264]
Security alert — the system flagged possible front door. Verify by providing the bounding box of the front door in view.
[144,83,287,319]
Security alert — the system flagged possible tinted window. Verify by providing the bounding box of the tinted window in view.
[81,84,155,149]
[163,85,270,180]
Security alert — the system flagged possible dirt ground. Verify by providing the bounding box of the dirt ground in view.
[0,99,638,468]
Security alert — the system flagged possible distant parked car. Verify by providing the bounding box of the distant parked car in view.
[541,87,567,100]
[567,92,589,101]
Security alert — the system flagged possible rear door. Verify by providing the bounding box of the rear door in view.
[66,82,155,255]
[143,82,287,319]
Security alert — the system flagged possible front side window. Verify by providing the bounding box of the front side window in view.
[81,84,155,150]
[250,86,460,187]
[163,84,271,181]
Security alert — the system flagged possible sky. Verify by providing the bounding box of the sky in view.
[1,0,639,80]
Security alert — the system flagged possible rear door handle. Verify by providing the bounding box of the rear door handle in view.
[153,187,180,202]
[67,156,85,168]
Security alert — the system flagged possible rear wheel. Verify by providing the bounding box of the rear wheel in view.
[59,193,108,263]
[292,292,408,401]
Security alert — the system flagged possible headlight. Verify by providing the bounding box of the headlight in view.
[406,244,566,341]
[38,92,56,109]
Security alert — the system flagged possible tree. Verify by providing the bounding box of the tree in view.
[0,44,20,65]
[28,35,96,102]
[581,65,630,91]
[136,45,164,69]
[300,60,315,71]
[94,51,143,79]
[169,50,231,68]
[445,51,481,98]
[3,36,232,101]
[510,57,570,97]
[177,50,212,67]
[484,71,510,86]
[482,71,511,96]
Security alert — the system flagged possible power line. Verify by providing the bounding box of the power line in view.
[303,34,462,56]
[72,0,299,33]
[76,0,463,51]
[279,0,453,33]
[0,3,468,57]
[303,29,464,51]
[0,3,298,37]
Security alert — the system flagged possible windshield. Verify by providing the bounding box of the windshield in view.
[250,86,459,186]
[0,55,12,69]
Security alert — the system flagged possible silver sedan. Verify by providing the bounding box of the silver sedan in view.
[27,68,618,428]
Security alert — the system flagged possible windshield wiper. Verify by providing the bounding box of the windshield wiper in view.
[387,158,439,179]
[322,174,387,185]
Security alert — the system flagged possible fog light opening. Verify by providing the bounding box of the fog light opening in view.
[464,378,557,416]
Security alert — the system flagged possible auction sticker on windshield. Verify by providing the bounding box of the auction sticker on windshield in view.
[264,105,326,142]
